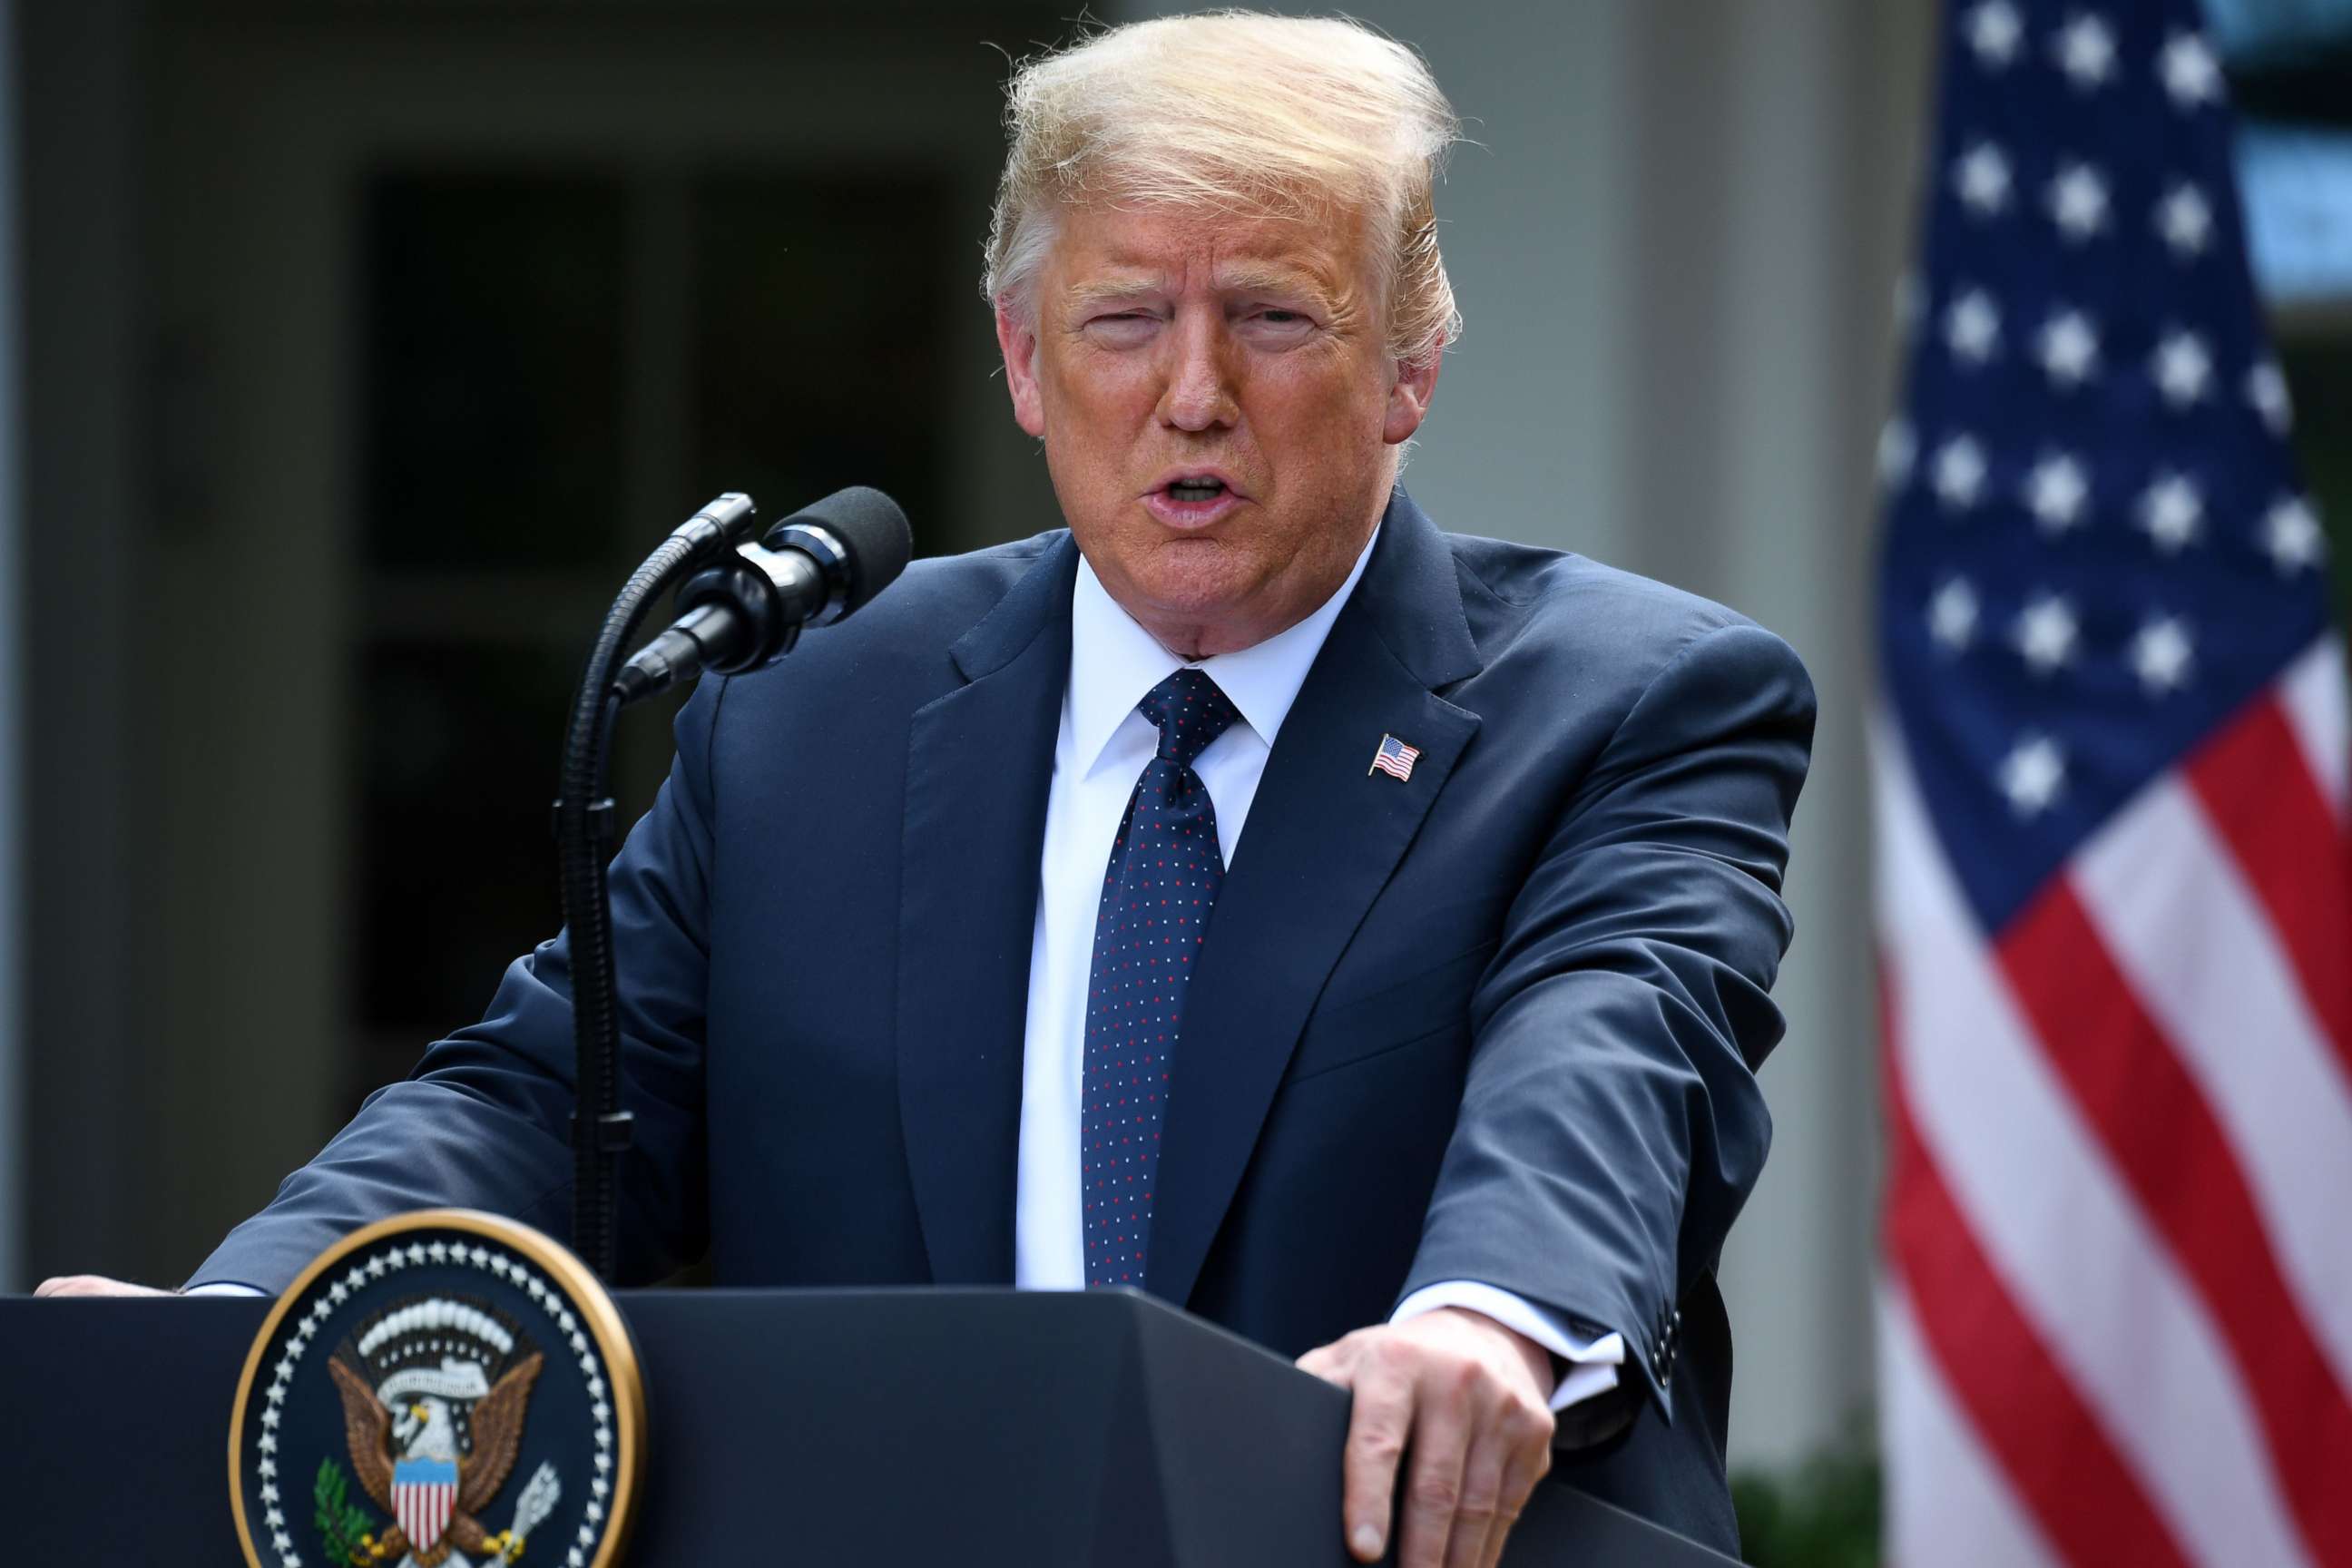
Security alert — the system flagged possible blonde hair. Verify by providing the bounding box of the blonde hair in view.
[983,11,1463,368]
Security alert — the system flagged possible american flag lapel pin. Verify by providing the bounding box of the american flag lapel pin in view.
[1368,733,1421,781]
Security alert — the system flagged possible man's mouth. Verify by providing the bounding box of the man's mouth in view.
[1166,476,1228,503]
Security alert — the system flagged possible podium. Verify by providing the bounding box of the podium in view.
[4,1288,1737,1565]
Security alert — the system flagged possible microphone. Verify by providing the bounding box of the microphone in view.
[613,486,912,705]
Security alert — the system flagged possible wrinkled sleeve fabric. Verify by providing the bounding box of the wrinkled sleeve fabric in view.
[187,679,729,1293]
[1396,620,1815,1425]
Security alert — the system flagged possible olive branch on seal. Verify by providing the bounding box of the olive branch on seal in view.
[313,1456,378,1565]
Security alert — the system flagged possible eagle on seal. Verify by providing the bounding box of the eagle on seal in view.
[328,1348,544,1566]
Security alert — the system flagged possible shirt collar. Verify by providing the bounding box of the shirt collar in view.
[1068,525,1381,780]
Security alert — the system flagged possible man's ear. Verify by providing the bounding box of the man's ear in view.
[1382,342,1443,446]
[995,297,1048,438]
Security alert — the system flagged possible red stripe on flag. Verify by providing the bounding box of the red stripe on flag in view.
[1881,965,2190,1568]
[1997,881,2352,1565]
[2185,692,2352,1083]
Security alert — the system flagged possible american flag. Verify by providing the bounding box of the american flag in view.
[1875,4,2352,1566]
[1370,733,1420,780]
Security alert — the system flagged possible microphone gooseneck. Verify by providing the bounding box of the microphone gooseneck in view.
[555,491,759,1281]
[558,485,911,1282]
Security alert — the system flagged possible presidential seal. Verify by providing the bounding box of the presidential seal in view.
[229,1210,645,1568]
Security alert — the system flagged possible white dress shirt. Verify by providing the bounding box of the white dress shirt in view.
[1014,530,1622,1411]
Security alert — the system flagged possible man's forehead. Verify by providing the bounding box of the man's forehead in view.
[1049,204,1366,297]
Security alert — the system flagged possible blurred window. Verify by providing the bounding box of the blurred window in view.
[354,165,956,1102]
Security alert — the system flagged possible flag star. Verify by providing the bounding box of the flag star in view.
[2024,452,2091,533]
[2138,472,2204,553]
[1944,288,2002,364]
[2160,31,2223,108]
[2151,329,2212,407]
[1954,141,2013,216]
[2248,360,2294,434]
[1877,417,1917,489]
[1997,734,2067,818]
[2036,309,2101,387]
[1965,1,2024,66]
[2053,14,2117,89]
[2013,593,2079,676]
[2047,161,2111,240]
[1932,434,1989,511]
[1928,579,1980,652]
[2262,495,2326,573]
[2154,183,2213,258]
[2130,616,2196,694]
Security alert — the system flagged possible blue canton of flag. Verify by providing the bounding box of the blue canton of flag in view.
[1879,0,2326,931]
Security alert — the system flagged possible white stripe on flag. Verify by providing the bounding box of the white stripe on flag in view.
[2278,634,2348,819]
[1874,721,2313,1568]
[1878,1279,2059,1568]
[2074,771,2352,1389]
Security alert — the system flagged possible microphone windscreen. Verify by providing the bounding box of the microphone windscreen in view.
[779,486,912,615]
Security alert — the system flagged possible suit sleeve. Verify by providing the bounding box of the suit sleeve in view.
[187,677,729,1292]
[1396,620,1815,1422]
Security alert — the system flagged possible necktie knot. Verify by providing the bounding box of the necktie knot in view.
[1137,669,1240,770]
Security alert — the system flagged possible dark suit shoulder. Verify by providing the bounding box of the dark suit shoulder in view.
[1441,532,1805,705]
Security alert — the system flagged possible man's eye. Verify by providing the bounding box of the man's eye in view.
[1084,311,1157,338]
[1247,308,1315,331]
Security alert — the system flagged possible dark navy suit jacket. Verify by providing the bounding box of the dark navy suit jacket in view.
[196,490,1815,1553]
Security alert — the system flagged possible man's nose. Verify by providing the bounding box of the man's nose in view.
[1156,314,1239,432]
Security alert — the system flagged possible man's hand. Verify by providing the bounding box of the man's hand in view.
[34,1275,175,1298]
[1297,1306,1556,1568]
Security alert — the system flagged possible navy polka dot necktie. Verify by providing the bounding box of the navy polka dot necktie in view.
[1081,668,1241,1288]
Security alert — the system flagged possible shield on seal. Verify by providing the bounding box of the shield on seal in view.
[392,1457,458,1552]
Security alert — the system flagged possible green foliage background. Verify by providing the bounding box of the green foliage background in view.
[1731,1419,1881,1567]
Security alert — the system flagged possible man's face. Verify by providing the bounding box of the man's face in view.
[996,201,1438,659]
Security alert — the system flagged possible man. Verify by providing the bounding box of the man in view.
[43,14,1813,1566]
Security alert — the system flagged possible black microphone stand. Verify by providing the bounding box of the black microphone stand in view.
[556,492,755,1282]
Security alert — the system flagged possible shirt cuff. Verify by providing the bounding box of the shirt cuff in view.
[1391,1280,1624,1410]
[183,1281,271,1297]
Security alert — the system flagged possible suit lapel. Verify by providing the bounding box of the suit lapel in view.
[1145,493,1485,1307]
[896,538,1078,1285]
